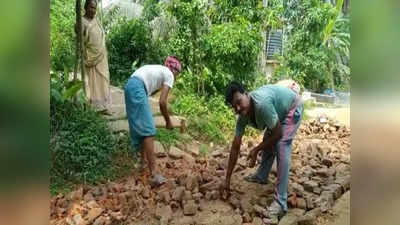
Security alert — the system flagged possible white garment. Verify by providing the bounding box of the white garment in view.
[132,65,174,96]
[276,79,301,94]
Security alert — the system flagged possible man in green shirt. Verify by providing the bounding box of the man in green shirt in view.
[220,81,303,221]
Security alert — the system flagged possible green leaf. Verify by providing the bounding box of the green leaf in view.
[62,81,83,101]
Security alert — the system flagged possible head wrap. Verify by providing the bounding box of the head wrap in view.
[164,56,182,73]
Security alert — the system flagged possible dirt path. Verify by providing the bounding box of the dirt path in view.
[306,107,350,127]
[316,191,350,225]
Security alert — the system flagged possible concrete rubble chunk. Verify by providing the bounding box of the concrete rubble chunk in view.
[240,198,253,213]
[155,204,172,222]
[187,143,200,156]
[298,208,321,225]
[316,191,334,212]
[253,204,267,217]
[233,214,243,225]
[87,200,100,209]
[315,168,329,178]
[183,200,197,215]
[210,190,219,200]
[258,197,269,207]
[264,217,279,225]
[298,215,314,225]
[335,175,350,191]
[321,158,333,167]
[199,180,219,194]
[166,178,177,189]
[171,216,195,225]
[169,146,184,159]
[303,180,319,192]
[211,149,224,158]
[292,183,304,196]
[159,190,171,203]
[322,184,342,200]
[185,174,199,191]
[141,188,150,199]
[86,208,104,223]
[297,198,307,210]
[93,216,106,225]
[178,174,188,186]
[172,186,185,202]
[182,151,196,164]
[183,190,192,201]
[68,188,83,201]
[229,195,241,209]
[83,192,94,202]
[253,217,263,225]
[335,163,350,176]
[312,187,321,195]
[205,191,212,200]
[193,192,203,202]
[278,210,300,225]
[291,208,305,216]
[154,141,166,157]
[242,212,252,223]
[72,214,85,225]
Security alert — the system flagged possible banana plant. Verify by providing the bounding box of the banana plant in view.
[51,67,85,104]
[322,0,350,90]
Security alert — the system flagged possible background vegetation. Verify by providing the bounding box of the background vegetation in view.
[50,0,350,193]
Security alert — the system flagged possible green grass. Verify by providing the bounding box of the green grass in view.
[170,90,236,145]
[155,128,184,148]
[199,144,210,156]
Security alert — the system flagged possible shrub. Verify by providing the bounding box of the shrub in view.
[50,0,76,71]
[107,18,165,86]
[170,89,236,143]
[203,22,263,93]
[50,101,116,186]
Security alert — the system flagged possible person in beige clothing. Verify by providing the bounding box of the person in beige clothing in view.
[82,0,111,113]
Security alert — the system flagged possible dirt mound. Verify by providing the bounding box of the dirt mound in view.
[50,120,350,225]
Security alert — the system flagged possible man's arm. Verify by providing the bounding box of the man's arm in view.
[248,122,282,167]
[256,122,282,153]
[159,85,172,129]
[225,135,242,187]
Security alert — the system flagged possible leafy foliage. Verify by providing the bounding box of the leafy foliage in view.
[165,0,210,81]
[106,18,165,86]
[50,69,85,104]
[163,0,265,95]
[170,88,236,143]
[274,0,350,92]
[203,22,263,93]
[50,100,116,185]
[50,0,76,71]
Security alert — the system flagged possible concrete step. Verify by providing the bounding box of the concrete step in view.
[108,116,187,133]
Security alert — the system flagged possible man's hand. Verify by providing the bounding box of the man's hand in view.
[219,179,231,200]
[247,148,258,168]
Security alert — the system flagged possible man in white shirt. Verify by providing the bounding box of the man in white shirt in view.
[124,56,182,187]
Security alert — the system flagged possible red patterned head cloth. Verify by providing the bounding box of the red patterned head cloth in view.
[164,56,182,73]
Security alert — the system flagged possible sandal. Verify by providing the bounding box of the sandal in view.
[149,174,167,188]
[244,174,268,185]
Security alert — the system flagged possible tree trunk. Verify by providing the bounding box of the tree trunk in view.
[73,0,80,81]
[75,0,86,95]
